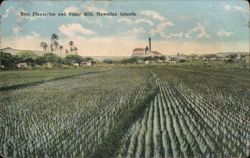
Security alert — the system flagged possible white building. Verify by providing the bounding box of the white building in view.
[16,62,27,68]
[132,48,145,57]
[131,38,163,58]
[73,63,79,67]
[80,61,95,66]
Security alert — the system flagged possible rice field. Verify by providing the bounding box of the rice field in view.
[0,65,249,157]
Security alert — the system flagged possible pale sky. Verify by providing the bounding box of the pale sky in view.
[0,0,249,56]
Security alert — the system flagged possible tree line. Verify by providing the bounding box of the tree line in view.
[0,51,93,69]
[40,33,78,56]
[0,34,95,69]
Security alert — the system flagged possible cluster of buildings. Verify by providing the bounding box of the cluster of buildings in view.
[14,61,95,69]
[131,37,247,64]
[132,37,163,58]
[73,61,95,67]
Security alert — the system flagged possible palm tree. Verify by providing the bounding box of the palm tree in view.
[74,47,78,55]
[50,43,54,52]
[69,41,74,53]
[51,34,59,43]
[59,45,63,52]
[69,41,74,47]
[51,34,59,55]
[40,42,44,51]
[54,41,59,55]
[40,42,48,51]
[70,47,74,53]
[44,43,48,51]
[59,45,63,59]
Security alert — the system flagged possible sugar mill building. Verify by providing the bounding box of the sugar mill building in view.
[131,37,163,57]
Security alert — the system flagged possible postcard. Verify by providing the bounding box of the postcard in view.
[0,0,249,157]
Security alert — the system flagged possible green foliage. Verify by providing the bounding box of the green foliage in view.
[0,67,104,88]
[17,51,38,66]
[143,56,154,61]
[103,59,113,64]
[0,52,18,68]
[1,50,94,68]
[119,56,166,64]
[18,51,38,61]
[63,54,84,65]
[37,53,60,65]
[0,65,249,157]
[83,57,94,61]
[226,53,238,59]
[143,56,165,61]
[93,81,159,158]
[120,57,139,64]
[159,56,166,60]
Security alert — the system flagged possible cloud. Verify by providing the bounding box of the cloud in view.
[117,18,133,25]
[3,7,44,21]
[135,19,154,26]
[31,31,40,37]
[185,23,210,39]
[234,6,247,13]
[13,26,22,34]
[2,7,16,18]
[85,19,103,26]
[140,10,166,21]
[64,6,81,13]
[217,30,234,37]
[150,21,174,37]
[120,27,145,40]
[25,31,41,40]
[44,1,52,6]
[223,3,248,13]
[117,18,154,26]
[85,4,107,13]
[127,27,144,34]
[59,23,95,37]
[167,32,184,38]
[224,4,231,11]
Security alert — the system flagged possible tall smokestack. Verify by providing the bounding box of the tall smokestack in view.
[149,37,151,52]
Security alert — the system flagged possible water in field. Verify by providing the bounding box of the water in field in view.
[0,65,249,158]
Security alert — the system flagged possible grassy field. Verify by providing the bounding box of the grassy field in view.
[0,64,249,157]
[0,66,110,90]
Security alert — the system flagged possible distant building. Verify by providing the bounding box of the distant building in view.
[144,60,150,64]
[44,62,52,67]
[132,48,146,57]
[156,59,164,63]
[150,51,162,57]
[236,54,241,60]
[137,59,144,64]
[166,61,176,64]
[80,61,95,66]
[73,63,79,67]
[16,62,27,68]
[132,37,163,58]
[165,56,172,61]
[210,57,218,61]
[172,53,187,62]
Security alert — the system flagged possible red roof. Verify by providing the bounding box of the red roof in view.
[133,48,145,51]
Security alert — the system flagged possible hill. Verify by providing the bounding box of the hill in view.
[0,47,46,56]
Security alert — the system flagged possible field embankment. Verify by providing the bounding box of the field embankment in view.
[0,67,108,91]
